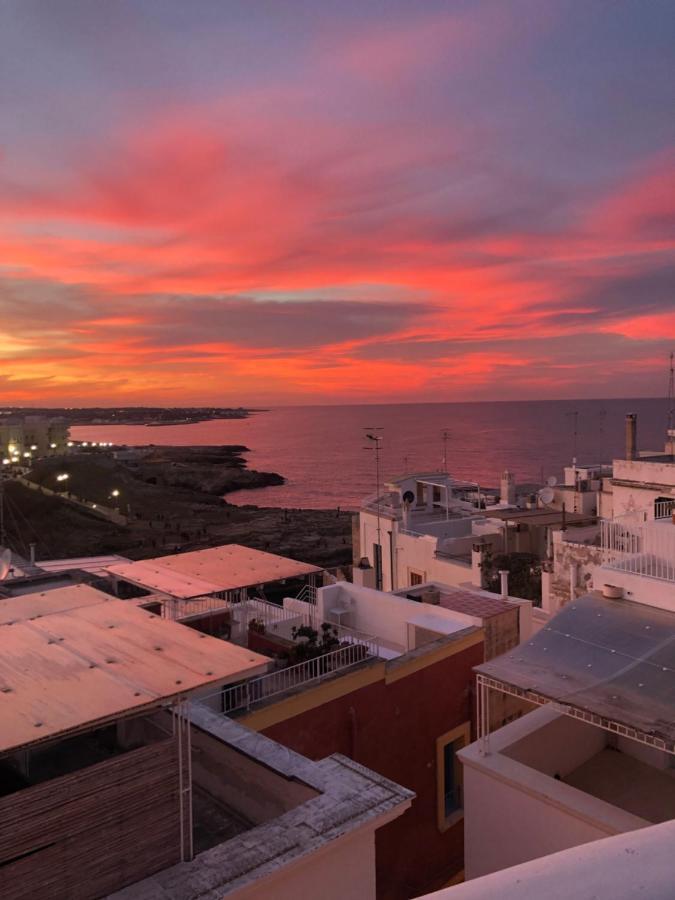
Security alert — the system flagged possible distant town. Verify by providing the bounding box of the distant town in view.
[0,406,254,426]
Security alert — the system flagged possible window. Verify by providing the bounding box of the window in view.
[436,723,470,831]
[409,570,424,586]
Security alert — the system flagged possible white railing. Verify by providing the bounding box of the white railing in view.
[601,518,675,583]
[216,643,372,714]
[361,492,400,517]
[294,583,317,604]
[328,622,380,658]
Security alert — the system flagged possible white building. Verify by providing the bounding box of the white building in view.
[609,416,675,520]
[0,414,70,464]
[458,585,675,880]
[358,473,508,593]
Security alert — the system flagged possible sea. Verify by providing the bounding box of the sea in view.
[71,398,669,511]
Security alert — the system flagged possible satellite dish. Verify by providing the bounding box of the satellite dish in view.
[539,487,555,505]
[0,548,11,581]
[546,475,558,487]
[402,490,415,505]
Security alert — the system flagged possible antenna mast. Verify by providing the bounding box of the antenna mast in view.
[566,410,579,463]
[668,351,674,433]
[441,429,450,473]
[363,428,384,590]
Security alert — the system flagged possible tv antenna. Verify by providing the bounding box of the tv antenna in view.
[363,428,384,589]
[566,409,579,462]
[0,482,5,546]
[668,351,674,433]
[441,429,451,473]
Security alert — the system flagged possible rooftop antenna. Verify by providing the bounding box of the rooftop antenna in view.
[363,428,384,590]
[0,482,5,546]
[441,429,451,473]
[566,409,579,463]
[668,351,674,433]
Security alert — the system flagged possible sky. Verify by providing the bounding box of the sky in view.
[0,0,674,406]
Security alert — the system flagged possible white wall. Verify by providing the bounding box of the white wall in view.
[230,828,377,900]
[361,510,484,592]
[460,708,650,879]
[612,459,675,520]
[318,582,467,650]
[418,820,675,900]
[593,565,675,612]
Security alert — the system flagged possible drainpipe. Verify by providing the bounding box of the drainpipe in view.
[499,570,509,599]
[348,706,358,760]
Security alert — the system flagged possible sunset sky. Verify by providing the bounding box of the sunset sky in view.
[1,0,674,405]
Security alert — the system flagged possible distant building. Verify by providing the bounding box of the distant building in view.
[0,414,70,464]
[357,473,506,593]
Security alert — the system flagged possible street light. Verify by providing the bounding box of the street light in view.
[56,473,69,482]
[111,489,120,498]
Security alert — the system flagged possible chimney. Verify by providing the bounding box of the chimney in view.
[499,570,509,599]
[625,413,637,461]
[500,470,516,506]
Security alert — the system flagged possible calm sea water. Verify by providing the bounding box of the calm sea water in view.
[71,398,668,510]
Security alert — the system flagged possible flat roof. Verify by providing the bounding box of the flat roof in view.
[439,589,516,619]
[105,544,320,599]
[487,508,595,526]
[477,594,675,750]
[0,598,268,755]
[0,583,111,625]
[37,554,130,576]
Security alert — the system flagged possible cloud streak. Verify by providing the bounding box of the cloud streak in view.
[0,1,673,404]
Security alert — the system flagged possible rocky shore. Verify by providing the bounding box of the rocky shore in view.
[10,445,352,569]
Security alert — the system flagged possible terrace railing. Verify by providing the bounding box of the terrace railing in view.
[216,643,372,714]
[601,517,675,583]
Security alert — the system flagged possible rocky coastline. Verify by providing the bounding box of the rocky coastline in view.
[10,445,352,569]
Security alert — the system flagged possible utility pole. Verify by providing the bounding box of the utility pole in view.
[364,428,383,590]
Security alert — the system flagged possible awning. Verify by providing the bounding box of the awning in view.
[477,594,675,751]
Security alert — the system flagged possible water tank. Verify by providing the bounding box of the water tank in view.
[420,587,441,605]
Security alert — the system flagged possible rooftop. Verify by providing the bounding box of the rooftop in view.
[419,819,675,900]
[0,582,111,625]
[0,596,269,755]
[36,554,130,576]
[106,544,320,599]
[439,589,517,618]
[486,508,595,527]
[477,593,675,751]
[110,706,414,899]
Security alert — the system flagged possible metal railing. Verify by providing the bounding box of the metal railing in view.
[655,499,675,520]
[328,621,380,658]
[601,518,675,583]
[294,583,317,604]
[217,643,372,714]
